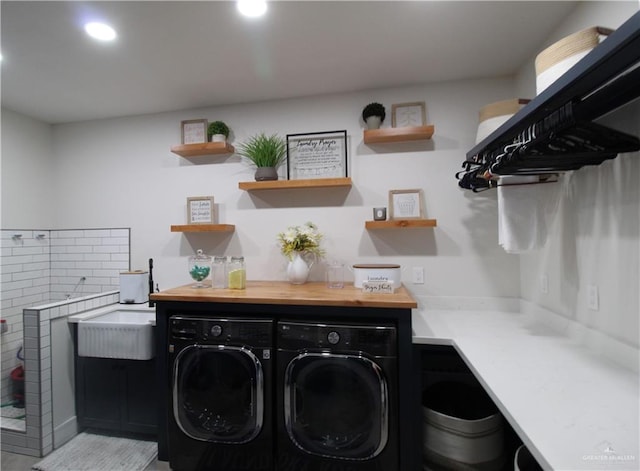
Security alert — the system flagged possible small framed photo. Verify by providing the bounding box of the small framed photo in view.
[187,196,216,224]
[181,119,208,144]
[391,102,426,128]
[389,189,425,219]
[286,130,348,180]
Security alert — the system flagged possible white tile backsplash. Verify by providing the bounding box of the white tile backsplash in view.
[1,227,130,422]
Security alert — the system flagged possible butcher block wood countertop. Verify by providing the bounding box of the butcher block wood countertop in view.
[150,280,417,309]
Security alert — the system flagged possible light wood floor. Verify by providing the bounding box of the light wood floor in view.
[0,450,171,471]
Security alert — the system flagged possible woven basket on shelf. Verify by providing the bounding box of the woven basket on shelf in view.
[475,98,530,144]
[535,26,613,95]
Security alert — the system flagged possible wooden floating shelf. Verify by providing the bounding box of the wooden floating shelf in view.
[363,125,435,144]
[170,142,235,157]
[171,224,235,233]
[239,177,352,191]
[365,219,437,229]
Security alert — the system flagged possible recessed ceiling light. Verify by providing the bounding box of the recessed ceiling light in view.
[84,22,117,41]
[237,0,267,18]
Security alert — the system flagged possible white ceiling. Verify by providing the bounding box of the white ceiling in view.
[1,1,579,124]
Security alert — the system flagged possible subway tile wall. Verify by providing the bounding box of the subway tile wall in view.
[1,291,119,456]
[49,229,130,301]
[1,231,51,408]
[0,228,129,406]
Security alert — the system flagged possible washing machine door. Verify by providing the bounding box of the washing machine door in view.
[173,344,263,443]
[284,352,389,460]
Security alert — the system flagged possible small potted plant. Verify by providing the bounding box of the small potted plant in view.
[207,121,230,142]
[362,102,386,129]
[236,132,287,181]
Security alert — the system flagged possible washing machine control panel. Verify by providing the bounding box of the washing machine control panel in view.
[169,316,273,347]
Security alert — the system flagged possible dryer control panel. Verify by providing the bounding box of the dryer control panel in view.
[169,316,272,347]
[278,321,396,357]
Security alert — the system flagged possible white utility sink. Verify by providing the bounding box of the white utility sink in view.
[78,309,155,360]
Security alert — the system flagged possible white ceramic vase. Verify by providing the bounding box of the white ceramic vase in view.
[365,116,382,130]
[286,252,315,285]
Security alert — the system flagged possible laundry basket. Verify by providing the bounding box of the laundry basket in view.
[475,98,530,144]
[535,26,613,94]
[422,381,505,470]
[514,444,543,471]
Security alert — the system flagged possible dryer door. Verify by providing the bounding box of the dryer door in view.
[173,345,263,443]
[284,352,389,460]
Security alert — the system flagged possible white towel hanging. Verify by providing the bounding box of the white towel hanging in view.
[497,176,561,253]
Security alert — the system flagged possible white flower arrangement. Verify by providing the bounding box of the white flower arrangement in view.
[277,222,324,260]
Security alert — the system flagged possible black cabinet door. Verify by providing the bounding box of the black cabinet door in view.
[122,359,158,434]
[77,357,122,431]
[76,357,157,435]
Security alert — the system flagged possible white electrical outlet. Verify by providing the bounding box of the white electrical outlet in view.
[587,284,599,311]
[540,274,549,294]
[412,267,424,284]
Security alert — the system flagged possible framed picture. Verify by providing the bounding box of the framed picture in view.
[391,102,426,128]
[388,189,425,219]
[286,130,348,180]
[181,119,208,144]
[187,196,216,224]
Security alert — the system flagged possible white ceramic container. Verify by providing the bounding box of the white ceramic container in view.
[352,263,401,288]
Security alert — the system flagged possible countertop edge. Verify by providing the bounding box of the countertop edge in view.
[150,281,418,309]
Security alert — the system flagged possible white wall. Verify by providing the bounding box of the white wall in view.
[45,77,521,299]
[2,2,637,326]
[515,2,640,348]
[1,109,54,228]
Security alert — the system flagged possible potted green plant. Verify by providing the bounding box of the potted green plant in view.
[236,132,287,181]
[362,102,386,130]
[207,121,230,142]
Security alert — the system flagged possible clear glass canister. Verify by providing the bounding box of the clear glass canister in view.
[211,256,228,289]
[227,256,246,289]
[188,249,211,288]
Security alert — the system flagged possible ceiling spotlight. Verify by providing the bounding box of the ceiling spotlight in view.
[84,22,117,41]
[237,0,267,18]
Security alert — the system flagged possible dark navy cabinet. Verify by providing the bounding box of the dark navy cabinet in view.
[75,354,157,435]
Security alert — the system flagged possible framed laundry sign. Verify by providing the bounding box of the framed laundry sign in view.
[388,189,425,219]
[187,196,216,224]
[391,102,426,128]
[181,119,208,144]
[286,130,348,180]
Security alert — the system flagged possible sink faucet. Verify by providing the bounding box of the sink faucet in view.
[149,258,156,307]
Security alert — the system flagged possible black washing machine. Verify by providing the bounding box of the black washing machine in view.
[168,316,274,471]
[276,320,398,471]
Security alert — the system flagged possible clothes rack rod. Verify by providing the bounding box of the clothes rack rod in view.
[575,60,640,121]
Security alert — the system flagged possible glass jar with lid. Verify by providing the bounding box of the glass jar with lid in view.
[188,249,211,288]
[227,256,246,289]
[211,256,228,289]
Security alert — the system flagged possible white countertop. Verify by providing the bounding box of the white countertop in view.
[412,299,639,470]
